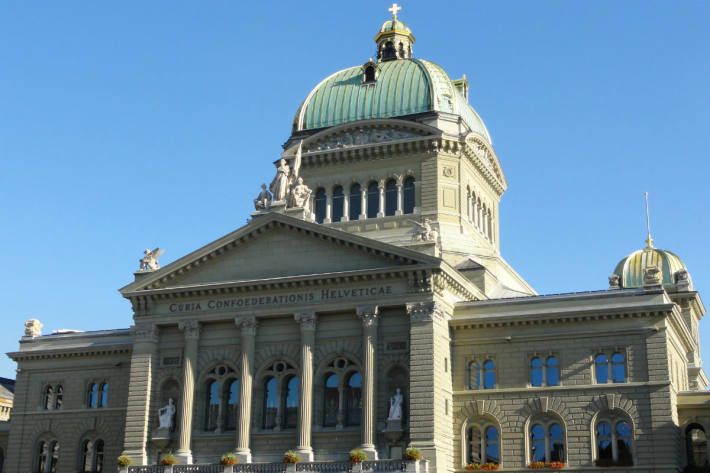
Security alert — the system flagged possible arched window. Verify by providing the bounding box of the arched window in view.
[94,440,104,472]
[205,380,219,431]
[531,358,543,387]
[263,377,278,429]
[483,360,495,389]
[82,440,93,472]
[349,184,361,220]
[54,386,63,409]
[529,421,565,464]
[366,181,379,218]
[531,357,559,387]
[687,424,708,466]
[88,383,99,408]
[365,65,376,82]
[332,186,344,222]
[611,353,626,383]
[43,386,53,410]
[283,376,299,429]
[314,188,326,224]
[403,177,415,214]
[225,379,239,431]
[466,423,500,465]
[82,439,103,472]
[385,179,397,216]
[345,372,362,426]
[0,446,4,473]
[99,383,108,407]
[595,354,609,384]
[595,415,633,466]
[37,441,48,473]
[323,374,339,427]
[468,362,481,390]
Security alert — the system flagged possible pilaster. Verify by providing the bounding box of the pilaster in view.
[176,320,201,464]
[295,311,317,461]
[357,305,379,459]
[235,315,258,462]
[121,324,160,465]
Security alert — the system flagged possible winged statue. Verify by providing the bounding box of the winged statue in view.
[139,247,165,271]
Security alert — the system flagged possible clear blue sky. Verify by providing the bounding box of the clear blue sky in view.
[1,1,708,379]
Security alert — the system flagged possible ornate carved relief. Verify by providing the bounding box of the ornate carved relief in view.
[235,316,258,336]
[178,320,201,340]
[357,305,380,327]
[307,127,425,152]
[295,311,317,331]
[406,301,445,322]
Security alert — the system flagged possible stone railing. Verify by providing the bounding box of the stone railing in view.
[126,460,423,473]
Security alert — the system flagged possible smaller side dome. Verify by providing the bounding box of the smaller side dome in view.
[612,246,692,290]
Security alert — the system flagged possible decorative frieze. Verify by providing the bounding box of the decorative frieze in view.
[406,301,446,322]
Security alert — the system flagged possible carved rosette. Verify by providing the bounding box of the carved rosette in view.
[295,312,317,331]
[406,301,446,322]
[235,315,258,336]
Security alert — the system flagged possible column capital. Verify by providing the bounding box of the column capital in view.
[357,305,379,328]
[178,320,201,340]
[295,311,317,331]
[235,315,258,336]
[131,324,159,343]
[406,301,447,322]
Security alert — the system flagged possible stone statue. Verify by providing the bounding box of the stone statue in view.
[388,388,404,421]
[643,265,662,287]
[608,274,621,290]
[253,183,272,210]
[270,158,290,202]
[410,218,439,242]
[24,319,43,338]
[139,248,164,271]
[289,177,312,211]
[158,398,176,430]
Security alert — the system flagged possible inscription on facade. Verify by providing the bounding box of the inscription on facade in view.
[167,285,394,313]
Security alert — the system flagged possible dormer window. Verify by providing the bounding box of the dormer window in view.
[361,60,379,84]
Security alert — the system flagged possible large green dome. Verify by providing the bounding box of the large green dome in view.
[613,246,691,289]
[292,58,492,143]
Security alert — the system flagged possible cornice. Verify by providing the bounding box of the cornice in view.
[8,344,131,362]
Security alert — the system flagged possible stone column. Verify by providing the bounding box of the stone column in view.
[295,312,317,461]
[343,192,350,222]
[377,180,385,218]
[360,187,367,220]
[121,324,159,465]
[235,316,257,462]
[395,177,404,216]
[176,320,201,464]
[325,191,333,224]
[357,305,379,459]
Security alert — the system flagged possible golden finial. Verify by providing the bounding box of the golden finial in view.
[644,192,654,248]
[389,3,402,21]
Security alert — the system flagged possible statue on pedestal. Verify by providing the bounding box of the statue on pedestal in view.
[158,398,176,430]
[410,219,439,242]
[388,388,404,421]
[253,183,273,210]
[139,248,164,271]
[289,177,312,211]
[270,159,290,202]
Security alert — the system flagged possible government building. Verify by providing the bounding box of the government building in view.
[3,6,710,473]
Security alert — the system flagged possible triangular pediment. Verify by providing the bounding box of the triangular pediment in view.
[120,213,439,295]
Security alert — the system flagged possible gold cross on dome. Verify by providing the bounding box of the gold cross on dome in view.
[389,3,402,21]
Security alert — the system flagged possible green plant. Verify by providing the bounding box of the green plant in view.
[403,448,423,461]
[283,450,301,464]
[221,453,239,466]
[117,456,133,467]
[349,448,368,462]
[161,453,178,466]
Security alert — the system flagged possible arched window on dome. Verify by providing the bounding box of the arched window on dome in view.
[332,186,344,222]
[365,65,376,83]
[366,181,379,219]
[687,424,708,467]
[349,184,361,221]
[382,41,397,61]
[385,179,397,216]
[403,177,415,214]
[314,188,326,224]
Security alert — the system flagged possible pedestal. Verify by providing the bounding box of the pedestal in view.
[295,446,314,462]
[285,206,314,222]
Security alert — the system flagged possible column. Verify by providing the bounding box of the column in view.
[121,324,159,465]
[325,191,333,224]
[360,187,367,220]
[377,180,385,218]
[235,315,257,462]
[357,305,379,459]
[176,320,201,464]
[343,191,350,222]
[395,177,404,216]
[295,312,317,461]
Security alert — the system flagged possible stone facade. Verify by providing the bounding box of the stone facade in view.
[5,8,710,473]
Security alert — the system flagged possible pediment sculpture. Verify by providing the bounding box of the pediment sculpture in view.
[254,183,273,211]
[139,248,164,271]
[288,177,312,211]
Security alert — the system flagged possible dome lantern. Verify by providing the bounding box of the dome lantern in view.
[375,3,415,62]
